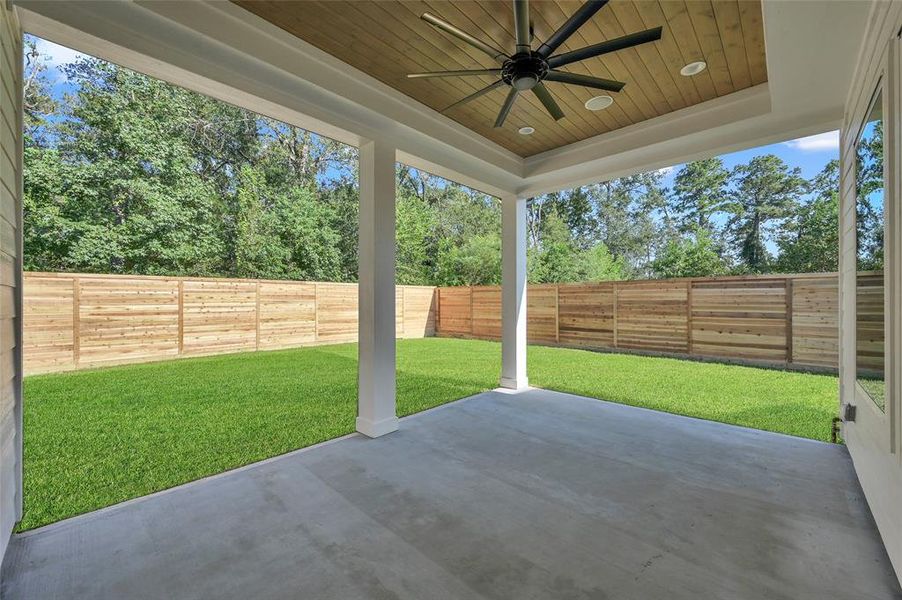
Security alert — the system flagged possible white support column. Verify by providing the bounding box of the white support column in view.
[356,139,399,438]
[500,194,528,390]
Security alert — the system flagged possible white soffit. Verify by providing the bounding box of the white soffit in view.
[16,0,870,198]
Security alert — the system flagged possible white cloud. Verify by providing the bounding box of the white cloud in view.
[656,165,676,176]
[783,130,839,152]
[34,38,87,69]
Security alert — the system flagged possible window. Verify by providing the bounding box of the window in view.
[855,89,885,410]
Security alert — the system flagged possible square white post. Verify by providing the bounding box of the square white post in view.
[356,139,399,437]
[500,194,528,390]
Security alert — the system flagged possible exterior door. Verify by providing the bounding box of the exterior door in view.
[841,16,902,584]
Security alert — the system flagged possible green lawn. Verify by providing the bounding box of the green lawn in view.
[22,337,838,531]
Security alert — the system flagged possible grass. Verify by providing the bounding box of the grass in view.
[858,377,885,411]
[528,345,838,441]
[21,337,838,531]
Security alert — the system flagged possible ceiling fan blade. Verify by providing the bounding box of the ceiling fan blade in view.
[544,70,625,92]
[408,69,502,79]
[443,80,506,112]
[532,83,565,121]
[536,0,608,58]
[494,88,519,128]
[547,26,663,68]
[514,0,531,53]
[421,12,508,61]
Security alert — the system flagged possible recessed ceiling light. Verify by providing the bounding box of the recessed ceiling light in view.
[585,95,614,111]
[518,126,535,135]
[680,61,707,76]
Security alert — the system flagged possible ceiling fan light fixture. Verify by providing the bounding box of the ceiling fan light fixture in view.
[513,74,539,90]
[680,61,707,76]
[584,95,613,111]
[518,126,535,135]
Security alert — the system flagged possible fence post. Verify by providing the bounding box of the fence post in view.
[687,279,694,355]
[612,281,618,349]
[434,287,441,336]
[177,279,184,355]
[255,281,261,351]
[399,286,405,339]
[555,284,560,344]
[313,282,319,343]
[72,276,80,368]
[785,278,793,364]
[469,285,474,337]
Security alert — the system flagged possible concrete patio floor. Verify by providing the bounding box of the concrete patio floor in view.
[2,388,900,599]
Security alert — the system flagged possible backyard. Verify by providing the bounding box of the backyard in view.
[22,337,838,531]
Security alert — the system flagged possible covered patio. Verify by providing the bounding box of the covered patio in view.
[1,0,901,596]
[4,388,899,599]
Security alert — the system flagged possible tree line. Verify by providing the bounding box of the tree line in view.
[24,38,870,287]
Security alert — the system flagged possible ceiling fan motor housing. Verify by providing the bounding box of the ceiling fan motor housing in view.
[502,53,549,91]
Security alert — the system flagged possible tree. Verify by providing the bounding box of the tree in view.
[417,173,502,286]
[774,160,839,273]
[526,207,626,284]
[271,186,344,281]
[22,33,845,288]
[434,234,501,286]
[649,228,728,279]
[726,155,806,272]
[671,158,729,235]
[528,209,581,283]
[233,165,287,279]
[23,43,355,281]
[856,120,884,270]
[23,57,231,275]
[528,187,599,250]
[591,176,663,277]
[396,192,435,285]
[577,242,626,282]
[22,37,57,147]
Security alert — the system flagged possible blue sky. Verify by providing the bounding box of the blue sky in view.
[32,35,839,185]
[31,36,81,97]
[656,130,838,189]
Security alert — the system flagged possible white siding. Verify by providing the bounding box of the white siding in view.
[839,1,902,583]
[0,1,21,564]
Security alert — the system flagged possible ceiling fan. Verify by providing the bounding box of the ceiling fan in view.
[407,0,662,128]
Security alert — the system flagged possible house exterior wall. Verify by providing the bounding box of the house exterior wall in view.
[0,1,23,562]
[839,1,902,582]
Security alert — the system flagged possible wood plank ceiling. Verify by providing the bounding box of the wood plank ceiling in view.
[234,1,767,157]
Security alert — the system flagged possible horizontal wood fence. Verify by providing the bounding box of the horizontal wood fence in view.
[25,271,877,375]
[436,273,870,372]
[24,272,436,375]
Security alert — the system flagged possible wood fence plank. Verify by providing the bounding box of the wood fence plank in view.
[435,273,847,371]
[72,277,80,367]
[23,271,851,374]
[785,279,793,363]
[687,279,694,355]
[24,273,435,374]
[23,277,75,373]
[527,284,557,344]
[472,287,501,340]
[177,280,184,354]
